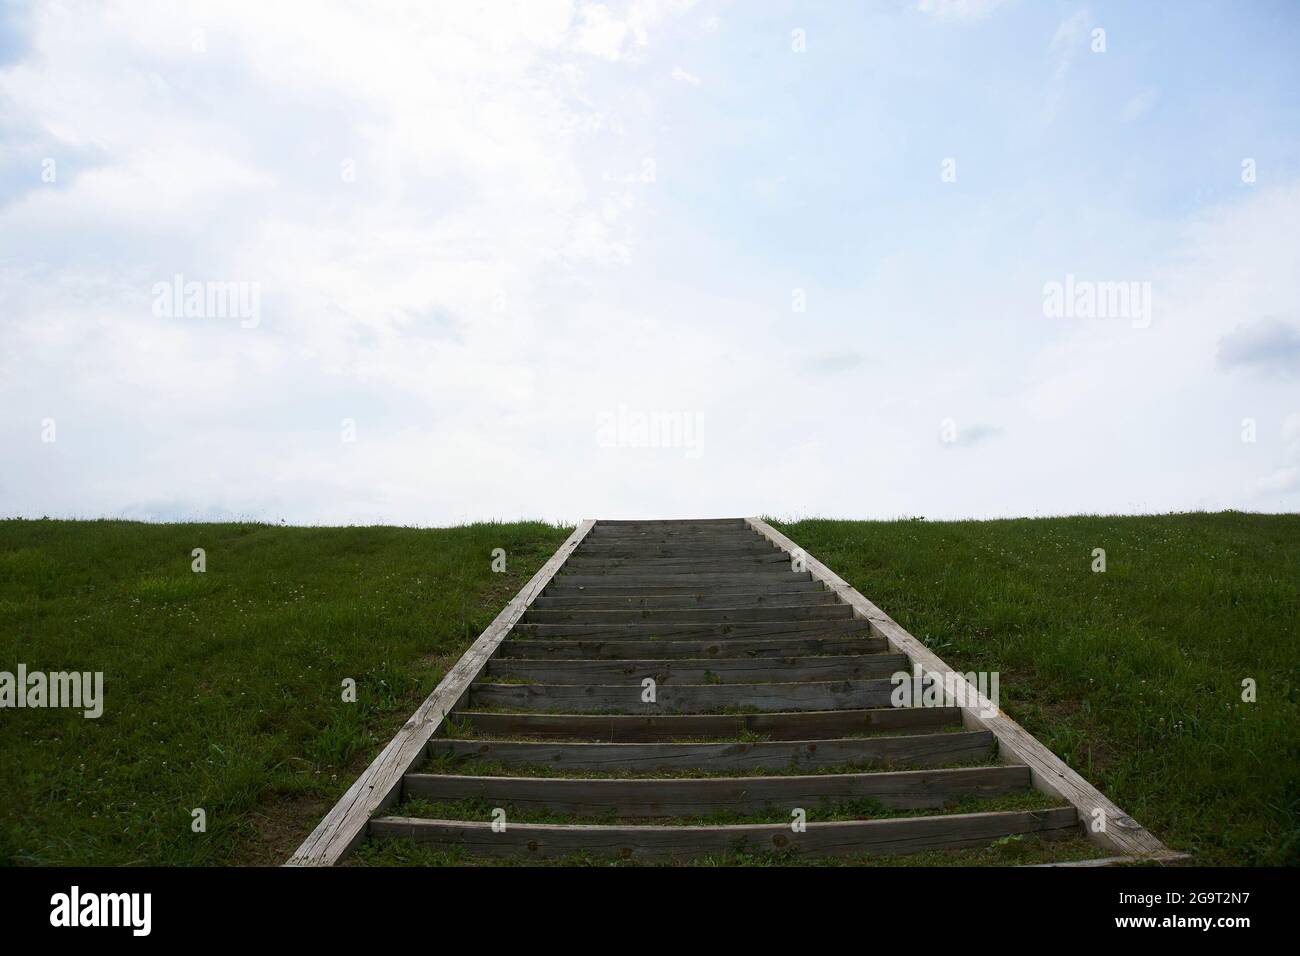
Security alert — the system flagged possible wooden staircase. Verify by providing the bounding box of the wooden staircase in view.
[289,518,1183,866]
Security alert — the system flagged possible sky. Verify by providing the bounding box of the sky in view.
[1,0,1298,525]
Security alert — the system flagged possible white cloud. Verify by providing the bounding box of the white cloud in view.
[1016,183,1300,513]
[572,3,631,60]
[1,1,1297,525]
[1217,319,1300,379]
[942,423,1003,448]
[1049,8,1089,81]
[1121,86,1160,122]
[671,65,700,85]
[0,0,703,523]
[1255,414,1300,496]
[572,1,697,61]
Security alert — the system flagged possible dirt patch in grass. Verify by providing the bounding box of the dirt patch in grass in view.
[237,792,335,866]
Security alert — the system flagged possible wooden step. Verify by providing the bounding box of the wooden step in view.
[568,554,779,566]
[562,561,792,577]
[555,572,811,587]
[469,679,896,713]
[511,619,870,639]
[589,523,749,536]
[428,730,994,771]
[451,707,962,741]
[585,531,762,543]
[495,635,888,660]
[543,581,825,597]
[531,591,839,610]
[369,807,1080,861]
[520,605,853,624]
[403,765,1029,815]
[580,534,769,546]
[485,654,909,684]
[564,548,785,564]
[561,562,792,574]
[559,565,795,577]
[593,519,747,527]
[576,543,776,557]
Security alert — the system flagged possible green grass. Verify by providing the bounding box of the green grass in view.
[1,512,1295,866]
[0,518,570,865]
[772,512,1300,866]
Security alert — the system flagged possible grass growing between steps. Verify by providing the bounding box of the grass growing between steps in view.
[0,518,571,865]
[773,512,1300,866]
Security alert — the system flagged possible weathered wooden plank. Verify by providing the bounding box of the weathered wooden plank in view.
[403,765,1029,815]
[560,562,792,575]
[531,591,839,610]
[1026,851,1191,867]
[590,523,754,532]
[555,572,810,587]
[565,552,790,569]
[585,532,762,544]
[576,542,776,556]
[511,619,870,639]
[543,581,825,597]
[561,562,791,577]
[496,635,888,660]
[369,808,1079,860]
[566,556,774,572]
[569,541,780,556]
[521,605,853,624]
[428,729,993,771]
[745,517,1177,860]
[583,539,765,549]
[454,707,962,741]
[284,519,597,866]
[485,654,909,684]
[595,518,747,527]
[469,679,896,714]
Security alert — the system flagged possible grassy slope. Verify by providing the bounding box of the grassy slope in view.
[773,513,1299,865]
[0,519,570,865]
[0,513,1295,865]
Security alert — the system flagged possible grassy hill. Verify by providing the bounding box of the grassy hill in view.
[1,513,1295,865]
[0,519,571,865]
[777,513,1298,866]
